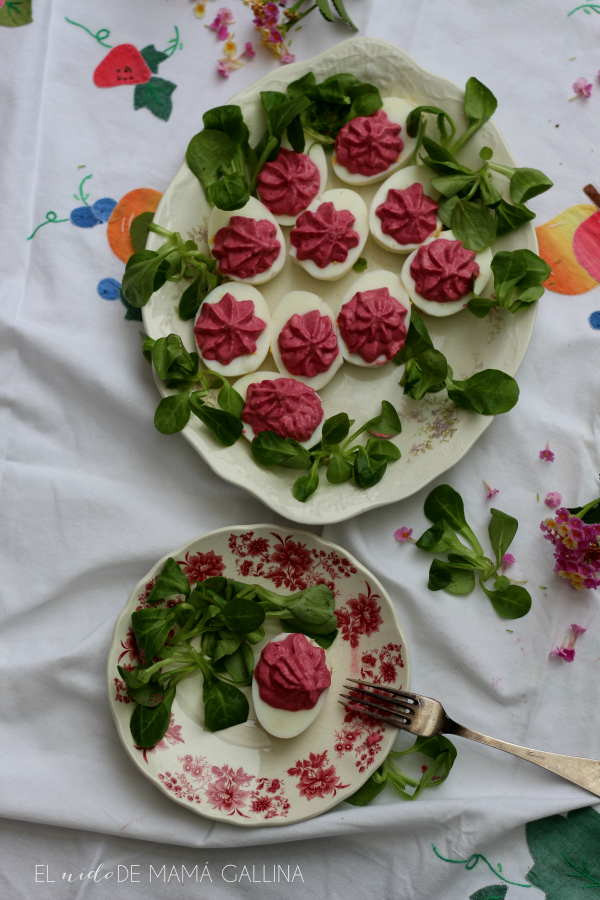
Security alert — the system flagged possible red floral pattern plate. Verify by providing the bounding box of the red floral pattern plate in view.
[107,525,411,827]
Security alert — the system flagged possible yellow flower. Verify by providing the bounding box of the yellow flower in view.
[223,38,237,58]
[193,1,206,17]
[559,570,585,589]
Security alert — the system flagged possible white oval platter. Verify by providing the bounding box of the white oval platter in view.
[143,36,537,525]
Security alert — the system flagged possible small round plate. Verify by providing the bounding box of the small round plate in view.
[107,525,410,827]
[144,37,537,525]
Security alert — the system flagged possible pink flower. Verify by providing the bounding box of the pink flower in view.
[501,553,516,575]
[545,492,562,509]
[550,646,575,661]
[243,41,256,58]
[295,765,343,800]
[263,2,280,25]
[269,28,283,44]
[346,592,384,638]
[210,7,234,27]
[540,508,600,591]
[539,439,555,462]
[270,536,313,575]
[180,550,225,582]
[483,479,499,500]
[216,23,230,40]
[281,52,295,65]
[550,622,586,661]
[573,77,592,98]
[394,527,413,542]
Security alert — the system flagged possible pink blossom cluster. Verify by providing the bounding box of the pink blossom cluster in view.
[540,507,600,591]
[252,2,285,45]
[208,7,235,41]
[248,0,295,63]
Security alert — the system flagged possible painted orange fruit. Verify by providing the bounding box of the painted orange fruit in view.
[536,204,598,295]
[107,188,163,262]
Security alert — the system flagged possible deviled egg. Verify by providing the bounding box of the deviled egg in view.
[252,632,332,739]
[369,165,443,254]
[337,270,411,367]
[208,196,286,285]
[288,189,368,281]
[256,142,328,226]
[401,230,493,317]
[234,371,325,449]
[193,283,271,377]
[332,97,418,186]
[271,291,343,390]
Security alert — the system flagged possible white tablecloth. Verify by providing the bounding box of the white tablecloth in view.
[2,0,600,897]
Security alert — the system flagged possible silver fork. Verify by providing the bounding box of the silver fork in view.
[340,680,600,797]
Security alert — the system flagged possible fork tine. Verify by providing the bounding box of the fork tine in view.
[346,679,418,703]
[342,684,415,713]
[339,692,411,721]
[338,701,414,732]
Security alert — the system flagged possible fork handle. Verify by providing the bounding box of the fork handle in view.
[445,721,600,797]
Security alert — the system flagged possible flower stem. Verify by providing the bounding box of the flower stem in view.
[575,497,600,519]
[148,222,174,239]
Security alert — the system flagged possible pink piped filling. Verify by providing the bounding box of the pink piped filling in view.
[257,148,321,217]
[255,633,331,711]
[338,287,408,363]
[242,378,323,443]
[194,293,266,366]
[410,239,479,303]
[335,109,403,177]
[278,310,339,377]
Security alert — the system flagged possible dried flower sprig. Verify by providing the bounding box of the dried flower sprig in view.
[241,0,357,65]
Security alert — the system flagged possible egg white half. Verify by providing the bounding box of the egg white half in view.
[271,291,343,390]
[401,230,493,317]
[288,188,368,281]
[208,196,286,285]
[368,165,443,254]
[234,370,325,449]
[332,98,418,186]
[337,269,412,367]
[257,139,328,226]
[252,633,332,739]
[193,283,271,377]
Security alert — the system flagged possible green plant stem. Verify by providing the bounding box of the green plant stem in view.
[165,664,199,689]
[148,222,174,239]
[575,496,600,519]
[449,123,481,154]
[186,647,213,682]
[487,161,514,178]
[280,2,318,36]
[249,136,280,193]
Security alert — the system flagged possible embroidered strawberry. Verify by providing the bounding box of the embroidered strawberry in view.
[93,45,152,88]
